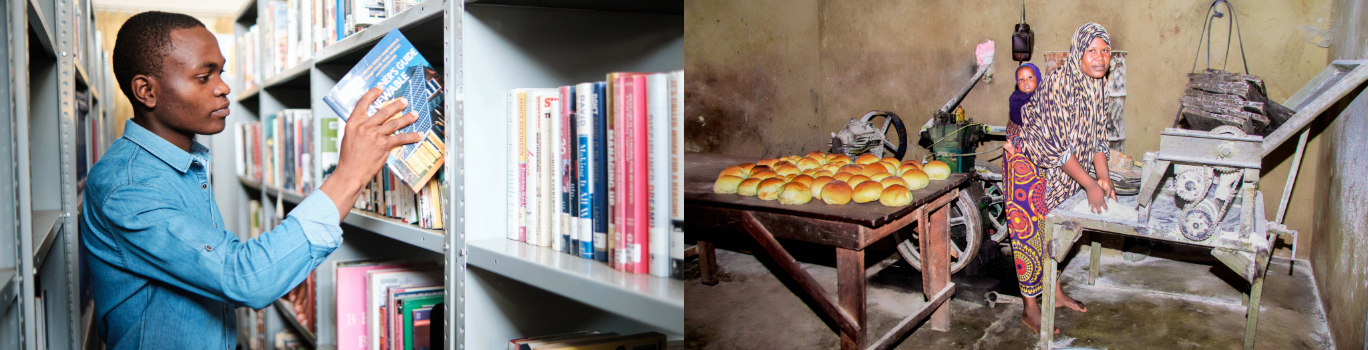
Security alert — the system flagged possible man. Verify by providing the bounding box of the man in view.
[81,11,422,349]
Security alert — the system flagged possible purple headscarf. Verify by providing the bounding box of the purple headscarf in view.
[1009,63,1042,125]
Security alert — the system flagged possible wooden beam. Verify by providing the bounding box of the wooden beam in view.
[866,283,956,350]
[741,211,861,338]
[838,248,867,350]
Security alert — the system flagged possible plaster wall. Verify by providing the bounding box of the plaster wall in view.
[685,0,1332,258]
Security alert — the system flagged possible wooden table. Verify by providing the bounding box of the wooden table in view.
[685,152,968,350]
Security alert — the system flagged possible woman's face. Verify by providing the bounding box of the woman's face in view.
[1080,37,1111,79]
[1016,67,1037,93]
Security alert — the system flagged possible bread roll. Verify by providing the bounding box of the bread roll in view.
[738,163,756,174]
[750,165,772,175]
[751,170,779,180]
[719,166,748,179]
[879,185,914,207]
[737,178,764,196]
[855,153,880,165]
[830,154,853,165]
[757,158,779,167]
[821,181,853,205]
[852,181,884,203]
[861,163,890,177]
[783,174,797,182]
[790,175,814,188]
[714,175,744,194]
[838,164,864,175]
[901,169,929,190]
[880,158,901,173]
[778,182,813,205]
[897,164,919,176]
[847,175,872,187]
[801,169,818,177]
[797,157,823,171]
[833,172,854,182]
[806,151,828,160]
[774,164,801,177]
[773,160,795,171]
[814,170,835,178]
[786,155,803,163]
[880,176,907,189]
[810,176,835,199]
[923,160,951,180]
[756,178,787,200]
[869,173,892,182]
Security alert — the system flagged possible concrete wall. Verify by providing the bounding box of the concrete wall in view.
[685,0,1332,258]
[1311,0,1368,348]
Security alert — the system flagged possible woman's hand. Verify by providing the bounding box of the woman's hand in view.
[1085,183,1107,213]
[1096,175,1117,200]
[1003,139,1018,154]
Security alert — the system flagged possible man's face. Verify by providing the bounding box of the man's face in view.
[152,27,231,135]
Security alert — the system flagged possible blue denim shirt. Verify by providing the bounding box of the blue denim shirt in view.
[81,120,343,350]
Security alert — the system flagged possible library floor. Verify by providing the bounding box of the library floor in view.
[683,237,1335,349]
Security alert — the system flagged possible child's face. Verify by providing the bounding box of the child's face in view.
[1016,67,1037,93]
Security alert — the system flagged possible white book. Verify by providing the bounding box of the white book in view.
[507,89,530,241]
[235,123,246,177]
[648,73,671,277]
[365,268,441,350]
[537,92,557,247]
[550,90,566,252]
[669,70,685,275]
[574,82,596,258]
[525,89,556,245]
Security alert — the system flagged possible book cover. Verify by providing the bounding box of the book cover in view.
[537,92,558,247]
[550,88,564,251]
[648,73,671,277]
[320,115,341,181]
[559,85,576,254]
[520,333,622,350]
[536,332,667,350]
[400,294,444,350]
[612,76,629,271]
[574,82,597,259]
[515,90,530,242]
[367,267,442,350]
[669,71,685,276]
[411,307,433,350]
[335,260,409,350]
[591,82,610,262]
[628,75,650,274]
[509,331,601,350]
[386,286,442,350]
[323,28,446,193]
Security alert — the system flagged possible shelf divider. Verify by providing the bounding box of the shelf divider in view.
[272,298,318,347]
[0,268,16,307]
[32,209,61,271]
[466,239,684,332]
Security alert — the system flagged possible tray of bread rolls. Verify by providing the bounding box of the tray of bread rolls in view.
[686,152,969,228]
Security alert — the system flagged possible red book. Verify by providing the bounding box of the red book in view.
[629,75,651,274]
[613,76,629,271]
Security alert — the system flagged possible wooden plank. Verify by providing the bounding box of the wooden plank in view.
[838,248,866,350]
[686,152,969,228]
[741,212,861,337]
[698,240,718,286]
[921,201,952,331]
[866,283,956,350]
[686,204,868,249]
[862,187,960,247]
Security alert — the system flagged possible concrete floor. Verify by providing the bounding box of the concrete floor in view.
[684,238,1335,349]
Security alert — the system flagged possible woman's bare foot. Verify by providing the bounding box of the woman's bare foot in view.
[1020,297,1060,334]
[1054,287,1088,313]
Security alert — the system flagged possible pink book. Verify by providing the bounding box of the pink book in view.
[629,75,651,274]
[335,261,407,350]
[613,76,628,271]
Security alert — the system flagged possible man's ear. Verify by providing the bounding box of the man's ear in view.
[131,74,157,109]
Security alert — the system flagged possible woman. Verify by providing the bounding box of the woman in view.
[1003,22,1117,333]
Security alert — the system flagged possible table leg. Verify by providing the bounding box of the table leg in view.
[838,248,866,350]
[922,197,952,331]
[698,240,719,286]
[1089,237,1101,286]
[1244,275,1263,350]
[1039,223,1057,348]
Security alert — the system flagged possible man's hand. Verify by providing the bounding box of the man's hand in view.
[318,87,423,220]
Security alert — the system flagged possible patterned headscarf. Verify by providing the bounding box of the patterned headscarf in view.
[1017,23,1112,211]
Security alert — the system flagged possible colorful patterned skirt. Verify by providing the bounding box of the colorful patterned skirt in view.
[1005,124,1050,297]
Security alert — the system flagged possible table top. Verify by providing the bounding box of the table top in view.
[685,152,970,228]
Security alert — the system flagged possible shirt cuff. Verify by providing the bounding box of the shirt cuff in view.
[289,190,344,252]
[1057,149,1073,168]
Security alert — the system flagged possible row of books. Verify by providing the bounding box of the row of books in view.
[235,109,324,195]
[336,261,443,350]
[509,331,667,350]
[506,71,686,277]
[237,0,423,91]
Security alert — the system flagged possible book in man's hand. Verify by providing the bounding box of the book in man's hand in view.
[324,28,446,192]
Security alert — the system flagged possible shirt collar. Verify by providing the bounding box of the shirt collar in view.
[122,119,212,173]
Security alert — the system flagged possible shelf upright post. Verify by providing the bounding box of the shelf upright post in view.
[444,0,466,348]
[10,0,38,348]
[55,0,83,347]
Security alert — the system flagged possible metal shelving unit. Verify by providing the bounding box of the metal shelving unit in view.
[217,1,683,349]
[3,0,110,348]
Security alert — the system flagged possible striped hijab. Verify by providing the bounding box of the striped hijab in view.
[1018,23,1112,211]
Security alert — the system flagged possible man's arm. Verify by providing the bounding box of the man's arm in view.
[318,87,424,220]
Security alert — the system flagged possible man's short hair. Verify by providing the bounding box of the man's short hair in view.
[112,11,206,109]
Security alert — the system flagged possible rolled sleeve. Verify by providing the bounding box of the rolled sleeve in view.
[290,190,344,258]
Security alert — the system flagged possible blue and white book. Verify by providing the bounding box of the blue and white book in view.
[648,73,671,277]
[591,82,610,262]
[574,82,598,260]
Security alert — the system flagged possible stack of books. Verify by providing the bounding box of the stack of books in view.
[236,0,430,85]
[507,71,687,277]
[234,108,317,195]
[335,260,443,350]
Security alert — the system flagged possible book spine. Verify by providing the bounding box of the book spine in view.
[611,77,626,269]
[669,70,686,277]
[575,82,595,259]
[507,90,521,241]
[550,92,563,251]
[630,75,650,274]
[539,93,555,247]
[517,92,529,242]
[648,73,670,277]
[559,85,574,254]
[592,82,609,262]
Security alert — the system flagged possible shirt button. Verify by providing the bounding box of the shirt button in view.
[205,245,213,252]
[202,183,208,189]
